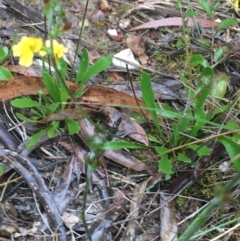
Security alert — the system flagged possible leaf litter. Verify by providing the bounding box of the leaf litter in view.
[0,0,240,240]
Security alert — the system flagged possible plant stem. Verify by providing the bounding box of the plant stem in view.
[70,0,90,80]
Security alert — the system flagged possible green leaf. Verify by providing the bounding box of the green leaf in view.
[210,73,228,100]
[11,97,40,108]
[140,72,162,134]
[31,109,43,118]
[195,67,213,108]
[157,104,179,119]
[75,48,89,83]
[226,121,239,130]
[148,135,163,144]
[175,0,181,9]
[47,121,59,138]
[189,144,211,157]
[0,66,13,80]
[59,84,68,109]
[65,119,80,135]
[103,141,146,150]
[0,165,5,174]
[58,58,67,79]
[178,110,191,132]
[197,0,212,17]
[73,85,86,98]
[213,2,221,11]
[27,129,46,148]
[184,10,197,17]
[42,71,59,102]
[0,46,8,64]
[180,76,189,84]
[195,106,207,121]
[217,18,238,31]
[196,38,211,48]
[155,146,169,154]
[43,102,60,114]
[52,120,59,129]
[218,136,240,171]
[199,67,214,86]
[80,56,112,84]
[195,85,210,108]
[207,104,230,120]
[178,153,192,163]
[191,54,204,66]
[16,113,37,123]
[190,108,207,136]
[213,46,228,62]
[171,123,179,146]
[147,107,232,131]
[180,76,195,100]
[197,145,211,157]
[176,39,184,47]
[189,144,199,151]
[47,126,56,138]
[202,59,210,68]
[158,155,172,174]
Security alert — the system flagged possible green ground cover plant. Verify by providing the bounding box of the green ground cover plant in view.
[9,0,112,148]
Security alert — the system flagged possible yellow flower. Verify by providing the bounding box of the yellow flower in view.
[40,39,68,60]
[228,0,239,12]
[12,36,43,67]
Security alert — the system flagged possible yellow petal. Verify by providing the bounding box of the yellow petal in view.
[55,44,68,59]
[19,49,34,67]
[29,37,43,53]
[39,50,47,56]
[19,36,29,44]
[12,44,22,57]
[45,40,51,48]
[12,36,43,67]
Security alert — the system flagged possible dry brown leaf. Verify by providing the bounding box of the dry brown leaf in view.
[108,72,125,82]
[138,54,149,65]
[39,109,84,123]
[160,194,178,241]
[69,3,83,13]
[0,76,78,101]
[77,117,151,172]
[109,80,185,100]
[0,76,46,101]
[121,177,151,241]
[108,33,124,42]
[0,77,151,119]
[104,150,153,174]
[38,107,107,123]
[80,85,150,118]
[60,142,108,184]
[0,19,21,30]
[136,224,160,241]
[102,106,149,146]
[0,222,19,238]
[88,203,127,241]
[62,212,79,229]
[126,35,146,57]
[99,0,110,11]
[5,65,41,77]
[130,17,219,31]
[88,50,101,62]
[90,10,105,22]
